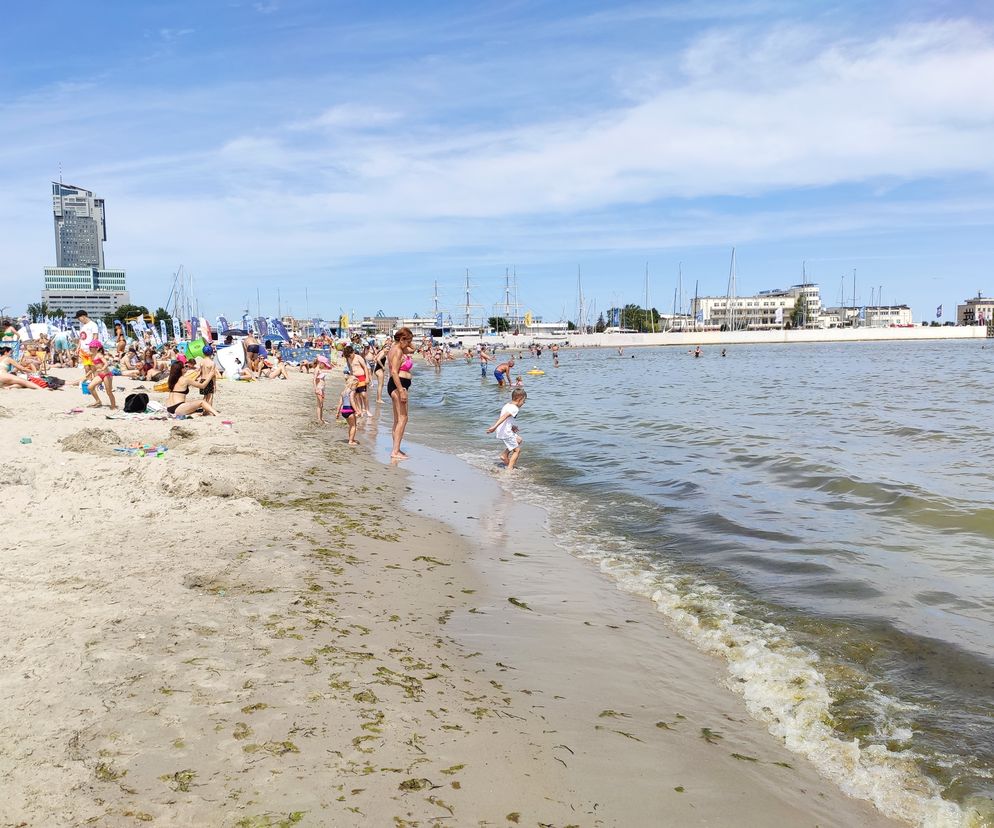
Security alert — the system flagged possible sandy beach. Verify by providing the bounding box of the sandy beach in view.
[0,368,901,827]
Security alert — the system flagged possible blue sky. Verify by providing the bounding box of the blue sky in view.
[2,0,993,323]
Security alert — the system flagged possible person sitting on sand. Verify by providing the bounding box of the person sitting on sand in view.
[486,388,526,470]
[165,355,217,416]
[0,346,40,389]
[86,340,117,409]
[118,347,143,379]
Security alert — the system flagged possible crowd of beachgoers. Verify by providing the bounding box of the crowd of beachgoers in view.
[2,311,559,470]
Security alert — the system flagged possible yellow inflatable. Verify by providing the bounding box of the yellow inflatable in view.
[526,369,545,376]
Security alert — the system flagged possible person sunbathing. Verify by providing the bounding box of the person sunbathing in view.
[0,346,40,389]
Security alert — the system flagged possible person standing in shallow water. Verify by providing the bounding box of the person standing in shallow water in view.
[388,327,416,459]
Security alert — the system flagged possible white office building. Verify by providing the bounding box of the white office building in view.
[42,267,130,316]
[691,284,824,329]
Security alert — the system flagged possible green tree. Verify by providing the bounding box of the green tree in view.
[103,303,149,329]
[567,320,576,331]
[26,302,51,322]
[790,295,810,328]
[152,307,170,322]
[595,312,606,333]
[487,316,510,333]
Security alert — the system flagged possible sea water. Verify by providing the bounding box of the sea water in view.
[401,340,994,828]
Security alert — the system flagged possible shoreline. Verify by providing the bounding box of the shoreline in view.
[370,434,901,826]
[471,326,987,349]
[1,370,899,826]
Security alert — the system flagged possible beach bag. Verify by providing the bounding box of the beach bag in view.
[42,375,65,389]
[27,376,48,388]
[124,392,149,413]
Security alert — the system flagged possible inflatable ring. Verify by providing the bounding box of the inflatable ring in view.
[526,369,545,375]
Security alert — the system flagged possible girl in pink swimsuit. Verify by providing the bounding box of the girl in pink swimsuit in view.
[87,341,117,409]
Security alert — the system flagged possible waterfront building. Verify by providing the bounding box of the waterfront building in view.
[42,182,128,318]
[822,305,913,327]
[692,283,824,329]
[42,267,130,316]
[956,294,994,325]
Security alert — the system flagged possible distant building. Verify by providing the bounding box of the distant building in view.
[822,305,913,327]
[52,182,106,269]
[691,284,823,329]
[42,267,130,317]
[957,294,994,325]
[43,182,127,317]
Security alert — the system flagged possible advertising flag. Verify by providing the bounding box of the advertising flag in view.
[695,308,704,323]
[936,305,943,318]
[774,306,784,324]
[271,318,291,341]
[159,319,168,342]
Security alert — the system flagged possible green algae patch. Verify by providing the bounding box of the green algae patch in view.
[398,777,433,792]
[700,727,723,744]
[240,702,269,715]
[160,769,197,792]
[507,597,532,611]
[95,762,126,782]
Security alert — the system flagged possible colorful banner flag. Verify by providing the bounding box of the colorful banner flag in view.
[270,318,291,341]
[936,305,943,318]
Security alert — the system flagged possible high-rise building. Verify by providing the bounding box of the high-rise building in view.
[42,182,128,317]
[52,182,106,268]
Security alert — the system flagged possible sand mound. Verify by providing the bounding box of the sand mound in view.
[59,428,121,455]
[0,406,12,418]
[0,463,35,487]
[169,425,198,440]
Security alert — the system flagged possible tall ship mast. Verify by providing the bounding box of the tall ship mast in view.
[492,267,524,329]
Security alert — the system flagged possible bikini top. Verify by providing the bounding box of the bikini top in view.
[400,356,413,372]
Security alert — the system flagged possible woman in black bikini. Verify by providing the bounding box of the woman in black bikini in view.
[387,327,415,459]
[165,357,217,416]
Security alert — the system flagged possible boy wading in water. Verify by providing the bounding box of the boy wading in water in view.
[486,388,526,470]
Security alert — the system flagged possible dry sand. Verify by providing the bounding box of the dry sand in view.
[0,368,900,827]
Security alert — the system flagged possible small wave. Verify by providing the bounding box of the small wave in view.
[454,453,980,828]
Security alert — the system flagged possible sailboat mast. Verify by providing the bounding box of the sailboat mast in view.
[726,248,738,331]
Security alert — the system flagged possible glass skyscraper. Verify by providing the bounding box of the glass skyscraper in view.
[52,182,106,269]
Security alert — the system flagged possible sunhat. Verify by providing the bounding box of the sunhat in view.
[316,355,331,367]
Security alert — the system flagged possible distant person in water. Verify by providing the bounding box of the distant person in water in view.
[721,348,727,357]
[487,388,526,470]
[493,357,515,387]
[478,346,490,376]
[693,345,702,358]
